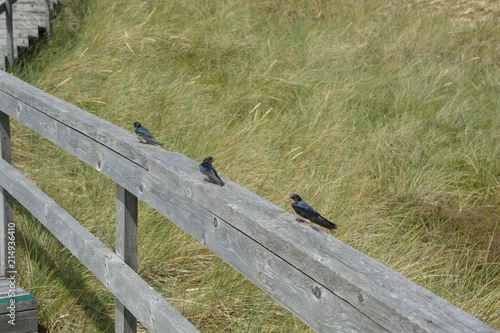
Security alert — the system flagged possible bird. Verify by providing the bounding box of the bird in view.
[288,194,337,230]
[199,156,225,186]
[133,122,164,147]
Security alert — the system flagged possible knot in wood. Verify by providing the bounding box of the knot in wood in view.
[213,217,218,227]
[139,183,145,193]
[313,286,321,299]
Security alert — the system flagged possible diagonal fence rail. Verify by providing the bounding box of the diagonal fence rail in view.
[0,157,198,332]
[0,70,497,332]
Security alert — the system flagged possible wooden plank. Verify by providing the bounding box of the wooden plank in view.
[0,309,37,333]
[12,1,47,9]
[0,0,18,15]
[0,159,199,333]
[0,111,13,278]
[115,185,138,271]
[0,75,147,168]
[0,310,38,333]
[115,184,138,333]
[0,278,37,333]
[0,71,497,332]
[0,89,383,331]
[0,278,35,303]
[4,0,13,67]
[0,288,36,314]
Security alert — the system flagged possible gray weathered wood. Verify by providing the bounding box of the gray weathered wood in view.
[0,0,55,68]
[4,0,14,66]
[0,81,381,331]
[0,0,18,15]
[115,184,138,333]
[0,70,497,332]
[0,277,38,333]
[0,111,13,278]
[0,159,199,333]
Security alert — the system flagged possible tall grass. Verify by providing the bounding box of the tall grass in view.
[9,0,500,331]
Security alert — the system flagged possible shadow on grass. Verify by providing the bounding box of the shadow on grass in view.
[17,210,114,333]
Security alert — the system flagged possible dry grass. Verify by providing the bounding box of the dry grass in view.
[8,0,500,331]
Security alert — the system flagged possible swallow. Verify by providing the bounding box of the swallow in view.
[199,156,225,186]
[134,122,164,146]
[288,194,337,230]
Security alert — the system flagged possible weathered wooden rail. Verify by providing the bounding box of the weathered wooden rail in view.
[0,70,498,332]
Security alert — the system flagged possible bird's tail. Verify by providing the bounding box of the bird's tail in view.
[152,139,164,147]
[315,216,337,230]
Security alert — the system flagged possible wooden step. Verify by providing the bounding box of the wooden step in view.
[0,277,37,333]
[0,0,60,69]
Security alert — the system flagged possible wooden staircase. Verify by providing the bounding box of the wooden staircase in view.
[0,278,37,333]
[0,0,59,69]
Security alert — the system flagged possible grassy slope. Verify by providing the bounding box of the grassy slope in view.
[9,0,499,331]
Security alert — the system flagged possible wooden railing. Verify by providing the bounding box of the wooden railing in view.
[0,70,497,332]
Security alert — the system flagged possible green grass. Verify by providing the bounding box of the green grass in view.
[8,0,500,331]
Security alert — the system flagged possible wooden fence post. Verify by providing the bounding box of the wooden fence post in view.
[115,184,138,333]
[5,0,14,67]
[0,111,13,277]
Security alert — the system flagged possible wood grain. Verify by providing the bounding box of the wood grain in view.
[0,158,199,333]
[1,0,57,68]
[0,111,13,278]
[0,70,497,332]
[115,184,138,333]
[0,277,37,333]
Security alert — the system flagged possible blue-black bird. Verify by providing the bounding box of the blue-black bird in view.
[134,122,164,147]
[199,156,225,186]
[289,194,337,230]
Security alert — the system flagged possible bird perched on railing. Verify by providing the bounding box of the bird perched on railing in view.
[199,156,225,186]
[288,194,337,230]
[133,122,164,147]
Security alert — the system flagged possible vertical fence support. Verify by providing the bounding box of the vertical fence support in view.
[115,184,138,333]
[5,0,15,67]
[0,112,13,277]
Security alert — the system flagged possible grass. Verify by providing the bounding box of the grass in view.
[7,0,500,331]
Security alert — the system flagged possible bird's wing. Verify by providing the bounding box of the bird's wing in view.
[293,201,337,230]
[200,164,224,186]
[292,201,320,220]
[310,215,337,230]
[136,127,154,139]
[209,168,224,186]
[199,164,207,175]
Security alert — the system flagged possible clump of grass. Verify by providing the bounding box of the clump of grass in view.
[9,0,500,331]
